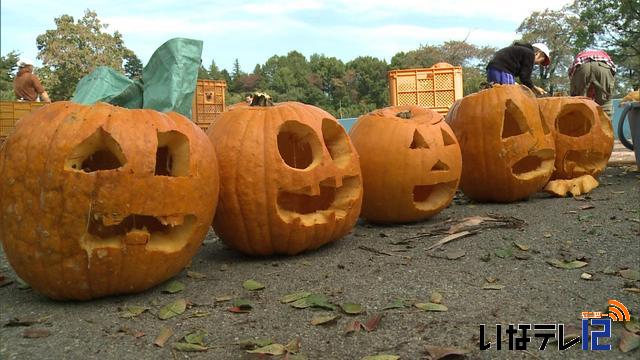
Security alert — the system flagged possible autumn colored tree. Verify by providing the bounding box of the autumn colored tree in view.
[36,10,137,100]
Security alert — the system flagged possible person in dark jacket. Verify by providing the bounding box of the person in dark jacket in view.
[486,42,550,96]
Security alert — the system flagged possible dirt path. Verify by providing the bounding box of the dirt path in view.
[1,166,638,359]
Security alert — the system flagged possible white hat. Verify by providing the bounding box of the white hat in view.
[532,43,551,66]
[18,58,34,67]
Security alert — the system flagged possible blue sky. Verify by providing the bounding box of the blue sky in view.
[1,0,572,72]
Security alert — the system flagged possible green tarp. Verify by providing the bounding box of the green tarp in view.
[71,37,203,119]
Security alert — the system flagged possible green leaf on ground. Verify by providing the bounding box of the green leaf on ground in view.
[184,329,207,346]
[547,259,588,269]
[311,314,340,325]
[495,247,512,258]
[291,293,335,310]
[341,303,364,315]
[229,298,252,313]
[246,344,286,355]
[174,342,208,352]
[414,302,448,312]
[118,306,149,318]
[619,269,640,281]
[383,299,409,310]
[162,280,185,294]
[280,291,312,304]
[158,298,187,320]
[242,279,265,291]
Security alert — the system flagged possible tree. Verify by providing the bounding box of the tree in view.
[571,0,640,90]
[36,10,135,100]
[0,51,20,100]
[208,60,223,80]
[123,52,143,79]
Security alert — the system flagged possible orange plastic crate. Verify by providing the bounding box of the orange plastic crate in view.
[191,79,226,131]
[1,101,47,144]
[388,64,463,115]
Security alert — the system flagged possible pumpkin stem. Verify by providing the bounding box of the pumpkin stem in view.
[250,92,274,107]
[396,110,412,119]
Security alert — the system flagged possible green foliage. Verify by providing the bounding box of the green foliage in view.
[0,51,20,100]
[123,52,143,79]
[36,10,139,100]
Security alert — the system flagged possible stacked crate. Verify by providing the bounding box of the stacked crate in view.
[191,80,226,131]
[0,101,47,146]
[388,63,463,115]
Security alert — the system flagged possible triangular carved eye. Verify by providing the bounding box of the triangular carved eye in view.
[65,128,126,172]
[431,160,449,171]
[441,128,456,146]
[410,130,429,149]
[502,99,529,138]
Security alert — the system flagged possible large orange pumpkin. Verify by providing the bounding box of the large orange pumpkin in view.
[350,105,461,223]
[0,102,219,300]
[445,84,555,202]
[537,97,613,179]
[207,98,362,256]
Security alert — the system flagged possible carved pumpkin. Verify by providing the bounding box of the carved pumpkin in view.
[207,97,362,256]
[445,84,555,202]
[350,105,461,223]
[537,97,613,179]
[0,102,219,300]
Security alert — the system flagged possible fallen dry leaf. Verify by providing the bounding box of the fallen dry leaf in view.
[426,231,474,251]
[153,327,173,347]
[424,345,467,359]
[619,330,640,353]
[22,328,50,338]
[362,314,383,332]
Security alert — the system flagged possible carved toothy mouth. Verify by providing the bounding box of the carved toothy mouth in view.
[84,213,197,251]
[277,175,361,225]
[511,149,555,180]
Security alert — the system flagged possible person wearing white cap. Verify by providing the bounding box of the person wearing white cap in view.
[486,42,551,96]
[13,58,51,103]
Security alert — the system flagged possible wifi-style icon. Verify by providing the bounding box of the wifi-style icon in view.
[606,299,630,321]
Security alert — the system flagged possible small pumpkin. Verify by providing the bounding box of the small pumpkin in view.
[207,95,363,256]
[538,96,613,179]
[350,105,461,223]
[0,102,219,300]
[445,84,555,202]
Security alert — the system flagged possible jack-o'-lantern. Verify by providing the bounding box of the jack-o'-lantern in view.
[350,105,461,223]
[538,97,613,179]
[207,96,362,256]
[445,84,555,202]
[0,102,219,300]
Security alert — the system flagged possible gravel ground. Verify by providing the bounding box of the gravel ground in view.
[1,166,639,360]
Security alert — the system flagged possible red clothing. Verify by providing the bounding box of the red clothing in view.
[13,69,46,101]
[568,50,616,77]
